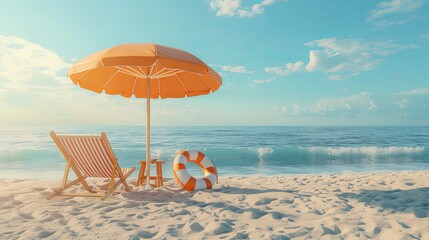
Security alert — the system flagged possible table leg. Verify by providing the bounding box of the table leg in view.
[159,164,163,187]
[137,162,147,186]
[156,162,163,187]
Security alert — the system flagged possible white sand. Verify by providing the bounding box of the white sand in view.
[0,171,428,239]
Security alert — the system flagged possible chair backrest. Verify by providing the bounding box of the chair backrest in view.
[52,132,118,178]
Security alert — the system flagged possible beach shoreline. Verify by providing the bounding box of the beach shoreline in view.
[1,171,428,239]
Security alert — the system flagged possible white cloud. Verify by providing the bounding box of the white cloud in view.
[273,103,278,112]
[368,100,377,111]
[281,105,288,113]
[278,89,427,114]
[221,80,235,90]
[291,102,305,116]
[209,0,240,16]
[367,0,425,28]
[397,99,409,108]
[274,91,428,123]
[396,88,429,95]
[328,75,347,81]
[327,72,360,81]
[274,102,301,115]
[221,65,249,73]
[266,38,414,79]
[265,60,304,76]
[305,38,414,73]
[249,78,274,86]
[421,34,429,40]
[368,0,424,20]
[211,64,251,74]
[265,67,284,75]
[238,0,279,17]
[286,61,304,72]
[312,98,352,113]
[209,0,283,18]
[252,78,274,84]
[371,16,422,28]
[0,35,74,122]
[0,35,70,87]
[277,92,378,116]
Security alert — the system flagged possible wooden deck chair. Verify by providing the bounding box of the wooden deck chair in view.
[48,131,136,200]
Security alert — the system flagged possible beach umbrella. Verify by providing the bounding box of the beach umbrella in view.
[67,43,222,190]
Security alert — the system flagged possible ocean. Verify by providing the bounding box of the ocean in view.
[0,126,428,179]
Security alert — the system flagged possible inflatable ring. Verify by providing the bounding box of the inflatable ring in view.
[173,150,218,191]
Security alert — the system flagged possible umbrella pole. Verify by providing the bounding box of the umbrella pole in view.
[144,76,153,190]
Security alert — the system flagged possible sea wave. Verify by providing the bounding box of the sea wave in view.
[252,147,274,161]
[307,146,425,156]
[151,148,169,159]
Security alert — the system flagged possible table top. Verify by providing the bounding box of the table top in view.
[137,159,165,164]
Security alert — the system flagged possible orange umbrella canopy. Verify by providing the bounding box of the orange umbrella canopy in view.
[68,43,222,98]
[67,43,222,190]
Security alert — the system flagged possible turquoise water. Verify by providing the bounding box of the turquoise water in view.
[0,126,428,179]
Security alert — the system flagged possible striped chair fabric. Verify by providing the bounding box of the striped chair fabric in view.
[58,136,133,178]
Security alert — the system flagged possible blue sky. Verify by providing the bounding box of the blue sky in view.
[0,0,428,126]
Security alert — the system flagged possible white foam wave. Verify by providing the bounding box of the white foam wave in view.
[255,147,274,161]
[151,148,171,159]
[307,146,425,156]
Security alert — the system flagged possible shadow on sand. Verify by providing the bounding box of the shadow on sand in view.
[121,185,291,202]
[122,186,297,224]
[338,187,429,218]
[119,185,296,222]
[210,186,292,195]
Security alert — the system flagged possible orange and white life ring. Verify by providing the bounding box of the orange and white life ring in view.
[173,150,218,191]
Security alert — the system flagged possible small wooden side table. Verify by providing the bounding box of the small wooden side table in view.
[136,159,165,188]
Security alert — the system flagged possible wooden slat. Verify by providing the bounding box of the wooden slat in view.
[57,135,102,139]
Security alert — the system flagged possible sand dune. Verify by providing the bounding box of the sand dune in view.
[0,171,428,239]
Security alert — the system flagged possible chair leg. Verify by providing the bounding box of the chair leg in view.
[47,176,86,200]
[48,162,72,200]
[109,162,118,191]
[47,187,66,200]
[121,167,135,192]
[122,176,131,192]
[61,162,71,189]
[101,167,136,200]
[101,179,123,201]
